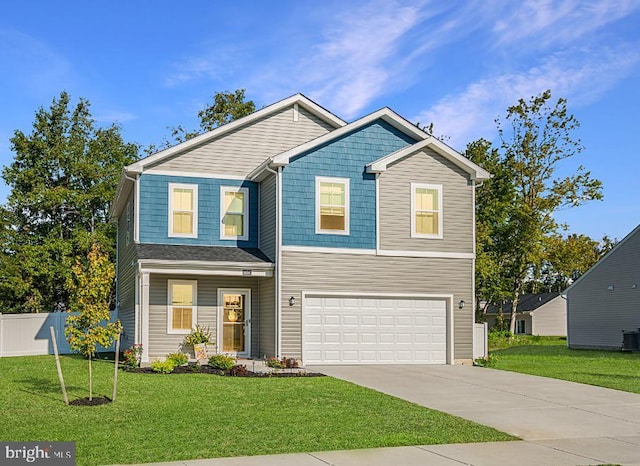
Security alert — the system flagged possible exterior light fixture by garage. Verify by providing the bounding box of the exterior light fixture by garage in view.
[289,296,296,306]
[458,300,465,309]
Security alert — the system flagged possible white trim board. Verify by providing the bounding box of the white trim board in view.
[281,245,474,259]
[217,288,252,358]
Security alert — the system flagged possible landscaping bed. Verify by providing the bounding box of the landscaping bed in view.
[127,364,325,377]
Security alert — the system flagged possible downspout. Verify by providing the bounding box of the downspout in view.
[264,164,281,358]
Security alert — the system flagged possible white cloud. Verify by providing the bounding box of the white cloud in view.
[492,0,640,48]
[299,1,427,118]
[413,44,640,150]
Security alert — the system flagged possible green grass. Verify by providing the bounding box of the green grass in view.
[0,355,514,466]
[489,335,640,393]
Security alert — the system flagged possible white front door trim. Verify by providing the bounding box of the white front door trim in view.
[217,288,252,358]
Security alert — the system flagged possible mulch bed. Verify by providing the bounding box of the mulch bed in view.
[123,364,325,377]
[69,396,112,406]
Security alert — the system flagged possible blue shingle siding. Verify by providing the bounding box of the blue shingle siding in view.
[138,174,259,247]
[282,120,416,248]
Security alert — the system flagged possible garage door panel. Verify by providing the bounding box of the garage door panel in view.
[379,316,394,326]
[303,295,448,365]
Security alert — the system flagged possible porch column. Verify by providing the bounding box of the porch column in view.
[140,272,150,363]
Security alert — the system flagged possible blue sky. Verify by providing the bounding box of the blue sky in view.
[1,1,638,240]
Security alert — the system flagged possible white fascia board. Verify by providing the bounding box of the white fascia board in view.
[111,169,135,220]
[139,259,274,269]
[367,137,491,181]
[138,259,274,278]
[271,108,430,167]
[127,94,346,174]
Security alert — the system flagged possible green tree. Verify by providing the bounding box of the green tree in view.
[496,90,602,333]
[148,89,256,152]
[464,139,515,320]
[65,243,121,401]
[529,233,601,292]
[0,91,138,312]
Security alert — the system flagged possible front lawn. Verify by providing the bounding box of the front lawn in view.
[489,335,640,393]
[0,355,514,466]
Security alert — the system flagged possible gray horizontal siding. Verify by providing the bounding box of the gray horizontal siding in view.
[258,276,276,358]
[148,274,262,358]
[567,228,640,349]
[280,251,473,361]
[259,173,276,261]
[117,191,137,348]
[147,106,334,177]
[532,298,566,336]
[379,148,474,253]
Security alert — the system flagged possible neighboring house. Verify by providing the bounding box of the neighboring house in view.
[566,224,640,350]
[485,292,567,336]
[110,94,490,365]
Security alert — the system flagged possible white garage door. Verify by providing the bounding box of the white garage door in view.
[303,295,447,365]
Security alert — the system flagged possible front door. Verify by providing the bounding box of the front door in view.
[218,289,251,357]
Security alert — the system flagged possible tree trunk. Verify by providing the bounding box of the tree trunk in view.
[88,355,93,401]
[508,290,522,334]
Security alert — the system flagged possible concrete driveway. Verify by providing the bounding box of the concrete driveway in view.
[310,364,640,464]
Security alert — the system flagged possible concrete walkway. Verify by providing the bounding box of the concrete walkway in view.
[122,365,640,466]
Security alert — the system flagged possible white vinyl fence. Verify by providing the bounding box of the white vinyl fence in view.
[473,322,488,360]
[0,311,118,357]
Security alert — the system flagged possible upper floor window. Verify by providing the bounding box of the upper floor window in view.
[411,183,442,239]
[221,186,248,241]
[169,183,198,238]
[168,280,197,334]
[316,176,350,235]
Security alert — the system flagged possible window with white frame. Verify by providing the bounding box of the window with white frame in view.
[516,319,526,334]
[316,177,350,234]
[168,280,197,334]
[220,186,248,241]
[411,183,443,238]
[169,183,198,238]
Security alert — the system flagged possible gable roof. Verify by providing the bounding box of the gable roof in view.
[249,106,489,182]
[486,292,562,314]
[111,93,346,218]
[565,224,640,294]
[127,93,346,175]
[367,137,491,181]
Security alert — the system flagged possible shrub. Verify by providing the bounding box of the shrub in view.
[208,354,235,371]
[150,359,175,374]
[183,324,213,346]
[475,353,498,367]
[265,357,285,369]
[266,357,299,369]
[122,344,143,368]
[229,364,249,376]
[282,357,299,368]
[167,352,188,366]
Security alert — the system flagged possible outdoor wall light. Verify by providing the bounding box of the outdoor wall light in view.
[458,300,465,309]
[289,296,296,306]
[607,285,615,291]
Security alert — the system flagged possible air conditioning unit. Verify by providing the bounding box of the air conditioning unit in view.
[621,329,640,351]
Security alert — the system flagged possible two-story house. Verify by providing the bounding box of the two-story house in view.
[110,94,490,365]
